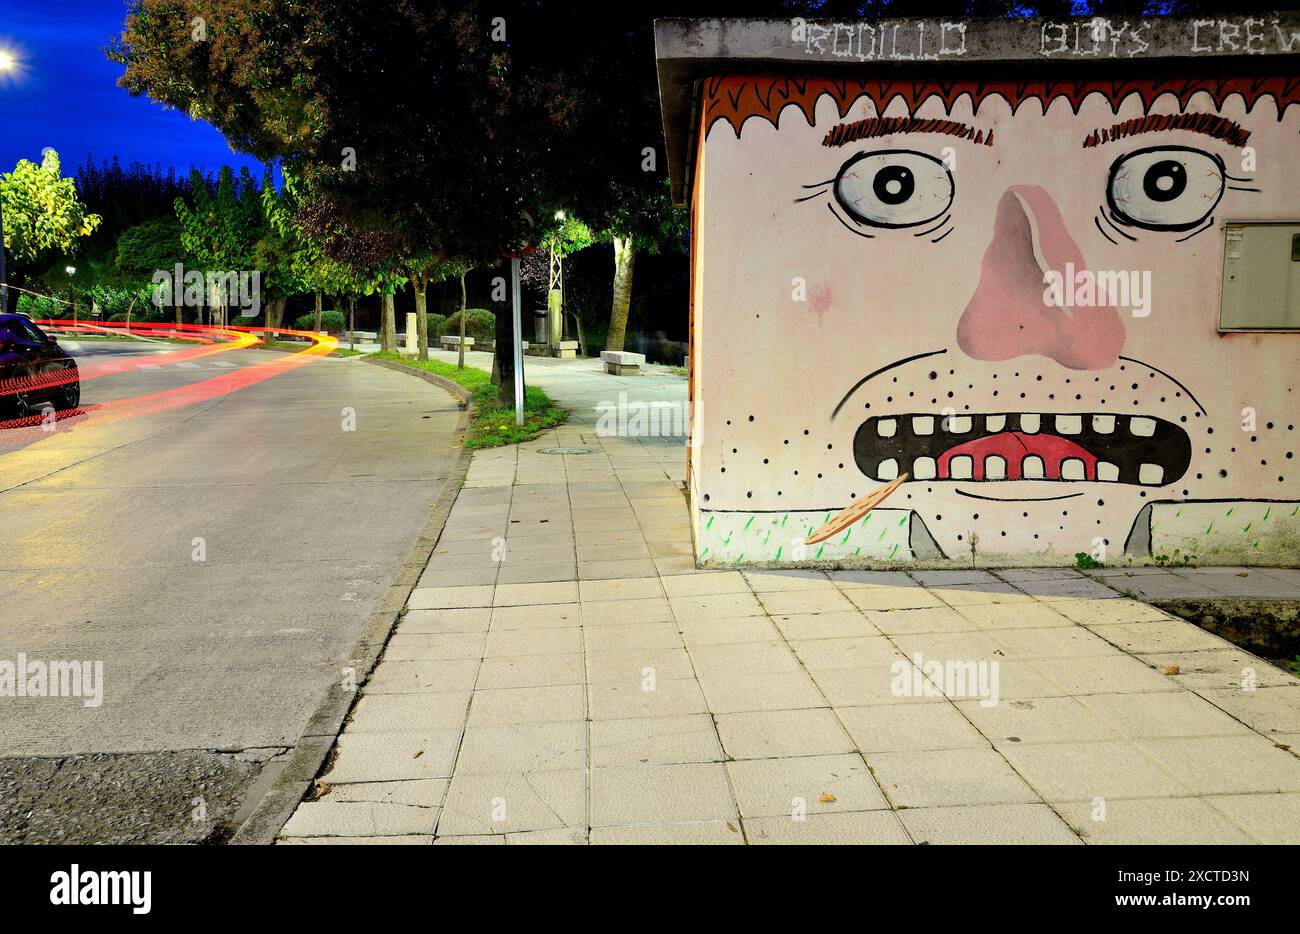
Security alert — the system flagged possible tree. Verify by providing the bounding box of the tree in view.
[598,180,687,353]
[174,166,264,325]
[114,216,189,324]
[1,150,102,312]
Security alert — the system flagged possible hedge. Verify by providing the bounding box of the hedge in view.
[442,308,496,343]
[292,310,346,334]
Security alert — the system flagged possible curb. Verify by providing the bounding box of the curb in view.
[230,359,474,844]
[362,354,475,407]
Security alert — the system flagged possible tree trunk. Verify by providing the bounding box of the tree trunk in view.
[348,296,356,351]
[457,271,468,370]
[313,290,323,333]
[125,296,137,334]
[606,236,635,353]
[380,293,397,352]
[492,300,518,407]
[414,274,429,361]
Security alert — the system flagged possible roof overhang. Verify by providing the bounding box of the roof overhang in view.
[655,14,1300,205]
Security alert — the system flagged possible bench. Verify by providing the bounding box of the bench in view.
[440,335,474,351]
[601,350,646,375]
[554,340,579,360]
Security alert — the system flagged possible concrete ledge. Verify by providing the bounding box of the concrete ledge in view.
[602,350,646,375]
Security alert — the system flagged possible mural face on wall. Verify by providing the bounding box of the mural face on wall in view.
[693,76,1300,565]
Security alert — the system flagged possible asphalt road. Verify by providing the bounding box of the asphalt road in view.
[0,337,463,842]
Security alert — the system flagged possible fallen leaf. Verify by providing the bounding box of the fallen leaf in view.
[1236,571,1249,578]
[412,750,424,759]
[725,821,738,833]
[1163,665,1180,676]
[819,792,837,803]
[1276,743,1292,751]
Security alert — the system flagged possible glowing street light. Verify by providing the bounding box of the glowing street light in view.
[0,48,17,313]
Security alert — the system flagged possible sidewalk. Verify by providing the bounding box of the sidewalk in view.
[278,351,1300,844]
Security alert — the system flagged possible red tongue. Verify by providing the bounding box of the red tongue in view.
[937,430,1097,480]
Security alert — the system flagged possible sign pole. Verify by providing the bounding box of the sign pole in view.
[511,255,524,426]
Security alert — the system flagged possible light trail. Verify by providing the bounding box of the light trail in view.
[0,323,338,440]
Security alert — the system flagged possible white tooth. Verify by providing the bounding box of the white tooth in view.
[877,418,897,438]
[1130,416,1156,437]
[949,455,973,480]
[947,415,972,433]
[1022,455,1045,479]
[985,415,1006,432]
[1060,458,1086,481]
[912,416,934,435]
[913,456,936,480]
[1139,463,1165,485]
[1097,461,1120,482]
[1055,415,1082,434]
[877,458,899,481]
[984,455,1007,480]
[1093,415,1116,434]
[1020,414,1040,433]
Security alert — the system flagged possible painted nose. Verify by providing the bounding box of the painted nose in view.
[956,185,1125,370]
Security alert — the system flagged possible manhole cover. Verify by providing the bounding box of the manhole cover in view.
[537,447,598,455]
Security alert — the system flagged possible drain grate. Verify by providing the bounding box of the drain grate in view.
[537,447,599,455]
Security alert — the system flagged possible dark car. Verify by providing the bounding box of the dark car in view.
[0,314,81,419]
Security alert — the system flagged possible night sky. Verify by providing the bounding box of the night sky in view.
[0,0,269,181]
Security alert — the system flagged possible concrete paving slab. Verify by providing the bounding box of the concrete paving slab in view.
[899,802,1081,845]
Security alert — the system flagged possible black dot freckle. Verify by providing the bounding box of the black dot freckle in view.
[762,458,769,464]
[1219,469,1228,478]
[746,491,752,498]
[702,494,710,502]
[827,443,833,450]
[747,415,754,422]
[803,429,810,435]
[783,439,789,445]
[1207,427,1214,434]
[1097,499,1105,506]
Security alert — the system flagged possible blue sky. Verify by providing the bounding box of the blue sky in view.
[0,0,269,180]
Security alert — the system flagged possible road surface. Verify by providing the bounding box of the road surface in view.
[0,337,463,842]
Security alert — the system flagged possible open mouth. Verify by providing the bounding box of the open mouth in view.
[853,413,1191,485]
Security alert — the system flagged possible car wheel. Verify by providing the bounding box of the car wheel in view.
[57,367,81,411]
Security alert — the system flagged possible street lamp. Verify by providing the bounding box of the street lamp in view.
[0,49,17,314]
[66,266,77,327]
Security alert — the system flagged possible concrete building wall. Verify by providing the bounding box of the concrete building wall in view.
[690,73,1300,567]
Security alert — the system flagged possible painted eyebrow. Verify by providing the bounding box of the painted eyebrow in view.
[822,117,994,148]
[1082,113,1249,149]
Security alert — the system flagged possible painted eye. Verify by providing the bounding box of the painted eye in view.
[1107,146,1224,232]
[833,150,954,229]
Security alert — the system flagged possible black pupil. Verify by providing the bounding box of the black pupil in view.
[873,165,914,205]
[1143,160,1186,202]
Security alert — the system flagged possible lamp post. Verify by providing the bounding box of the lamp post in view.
[65,265,77,327]
[0,49,16,314]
